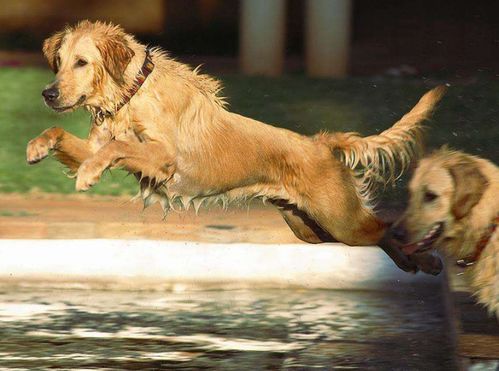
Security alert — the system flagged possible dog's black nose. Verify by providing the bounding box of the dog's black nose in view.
[42,87,59,102]
[391,224,407,243]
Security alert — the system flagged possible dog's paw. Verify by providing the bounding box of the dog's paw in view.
[396,256,420,274]
[26,137,51,164]
[411,253,443,276]
[76,161,103,191]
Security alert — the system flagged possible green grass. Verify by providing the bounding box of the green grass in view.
[0,67,497,198]
[0,209,36,217]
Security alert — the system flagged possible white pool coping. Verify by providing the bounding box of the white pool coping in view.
[0,239,441,291]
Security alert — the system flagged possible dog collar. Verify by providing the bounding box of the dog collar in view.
[456,213,499,268]
[94,46,155,124]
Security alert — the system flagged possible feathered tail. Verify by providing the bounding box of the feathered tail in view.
[316,85,447,201]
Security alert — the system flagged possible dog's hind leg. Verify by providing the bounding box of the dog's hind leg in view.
[271,200,336,243]
[310,201,419,272]
[297,167,420,272]
[298,168,385,246]
[309,199,387,246]
[277,194,419,271]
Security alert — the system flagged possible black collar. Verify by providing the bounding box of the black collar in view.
[94,46,155,124]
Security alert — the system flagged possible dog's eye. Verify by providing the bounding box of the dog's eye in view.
[424,191,438,203]
[76,59,88,67]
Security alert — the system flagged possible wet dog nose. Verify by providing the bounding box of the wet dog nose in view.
[391,224,407,243]
[42,87,59,102]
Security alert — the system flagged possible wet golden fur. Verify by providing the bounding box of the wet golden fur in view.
[27,20,445,249]
[395,148,499,317]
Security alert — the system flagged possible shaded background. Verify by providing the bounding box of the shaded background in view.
[1,0,498,75]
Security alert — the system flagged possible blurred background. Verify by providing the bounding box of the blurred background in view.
[1,0,499,76]
[0,1,498,369]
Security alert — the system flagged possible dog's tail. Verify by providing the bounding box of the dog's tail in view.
[316,85,446,198]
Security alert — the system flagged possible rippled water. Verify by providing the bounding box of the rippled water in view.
[0,287,454,370]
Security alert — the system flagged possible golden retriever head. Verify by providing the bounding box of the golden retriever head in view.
[42,20,135,112]
[391,149,489,256]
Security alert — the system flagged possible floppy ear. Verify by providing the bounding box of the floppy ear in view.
[96,35,135,84]
[43,31,65,73]
[449,161,489,220]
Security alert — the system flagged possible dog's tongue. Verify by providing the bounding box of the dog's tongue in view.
[401,222,444,256]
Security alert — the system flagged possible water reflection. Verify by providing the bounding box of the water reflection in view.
[0,287,454,369]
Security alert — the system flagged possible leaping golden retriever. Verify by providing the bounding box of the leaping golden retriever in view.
[391,148,498,318]
[26,21,445,272]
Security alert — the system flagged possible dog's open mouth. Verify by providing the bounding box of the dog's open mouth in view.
[401,222,444,255]
[52,95,86,112]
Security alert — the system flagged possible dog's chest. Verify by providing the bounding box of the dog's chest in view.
[166,172,216,198]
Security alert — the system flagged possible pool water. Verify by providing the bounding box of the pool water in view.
[0,287,455,370]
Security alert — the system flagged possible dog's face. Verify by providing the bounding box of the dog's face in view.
[395,158,454,246]
[392,153,489,256]
[41,21,134,112]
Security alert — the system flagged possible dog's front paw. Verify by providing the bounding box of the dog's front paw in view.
[26,136,51,164]
[76,160,104,191]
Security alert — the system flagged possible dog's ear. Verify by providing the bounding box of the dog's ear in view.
[96,34,135,85]
[43,31,65,73]
[449,161,489,220]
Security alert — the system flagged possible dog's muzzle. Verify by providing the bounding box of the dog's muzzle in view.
[401,222,445,255]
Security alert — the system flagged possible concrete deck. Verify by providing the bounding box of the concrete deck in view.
[0,194,298,243]
[0,239,439,292]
